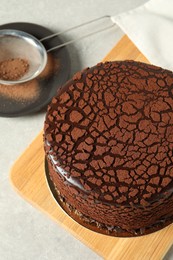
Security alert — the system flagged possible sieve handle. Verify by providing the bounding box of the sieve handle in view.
[40,15,116,52]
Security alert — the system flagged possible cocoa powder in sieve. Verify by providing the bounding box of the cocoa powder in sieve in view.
[0,58,29,81]
[0,54,60,102]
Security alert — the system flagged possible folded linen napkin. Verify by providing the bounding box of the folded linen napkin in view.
[112,0,173,71]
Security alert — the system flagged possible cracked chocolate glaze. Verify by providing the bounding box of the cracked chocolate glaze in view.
[44,60,173,235]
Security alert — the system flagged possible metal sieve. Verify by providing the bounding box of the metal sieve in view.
[0,16,116,85]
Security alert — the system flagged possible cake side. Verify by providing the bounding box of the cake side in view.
[46,157,173,236]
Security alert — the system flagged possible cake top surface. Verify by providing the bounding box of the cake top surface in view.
[44,60,173,206]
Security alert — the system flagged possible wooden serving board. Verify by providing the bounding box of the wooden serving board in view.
[10,35,173,260]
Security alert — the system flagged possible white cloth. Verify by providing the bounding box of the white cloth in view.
[112,0,173,71]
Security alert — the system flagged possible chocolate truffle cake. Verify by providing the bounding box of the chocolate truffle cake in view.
[44,60,173,236]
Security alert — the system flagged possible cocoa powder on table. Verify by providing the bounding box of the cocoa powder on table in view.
[0,79,40,102]
[0,58,29,81]
[38,53,60,79]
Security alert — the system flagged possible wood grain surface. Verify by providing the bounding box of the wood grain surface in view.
[10,35,173,260]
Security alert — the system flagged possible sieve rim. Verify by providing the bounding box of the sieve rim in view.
[0,29,47,85]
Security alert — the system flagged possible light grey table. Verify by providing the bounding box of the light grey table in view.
[1,0,173,259]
